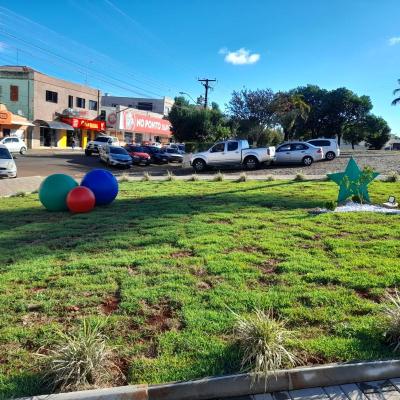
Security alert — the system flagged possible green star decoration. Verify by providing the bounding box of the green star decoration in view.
[327,157,379,204]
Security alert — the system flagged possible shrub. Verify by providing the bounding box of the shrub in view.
[40,320,116,391]
[236,172,248,183]
[233,309,299,381]
[383,289,400,352]
[325,200,337,211]
[142,172,151,182]
[294,173,305,182]
[166,170,176,181]
[266,175,275,182]
[213,171,224,182]
[385,172,400,183]
[188,174,199,181]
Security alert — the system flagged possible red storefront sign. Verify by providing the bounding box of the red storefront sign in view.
[120,111,171,136]
[61,117,106,131]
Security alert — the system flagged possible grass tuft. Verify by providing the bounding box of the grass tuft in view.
[119,174,130,183]
[233,309,299,381]
[142,172,151,182]
[213,171,224,182]
[10,191,26,198]
[236,172,248,183]
[266,175,275,181]
[40,319,117,391]
[383,289,400,352]
[385,172,400,183]
[294,173,306,182]
[166,170,176,181]
[187,173,200,181]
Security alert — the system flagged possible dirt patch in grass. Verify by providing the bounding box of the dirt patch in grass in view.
[258,258,282,274]
[101,295,120,315]
[171,250,194,258]
[196,280,212,290]
[141,299,182,333]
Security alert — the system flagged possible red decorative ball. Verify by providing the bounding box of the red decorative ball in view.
[66,186,96,213]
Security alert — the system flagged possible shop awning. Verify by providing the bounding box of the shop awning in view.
[11,120,35,127]
[34,120,75,131]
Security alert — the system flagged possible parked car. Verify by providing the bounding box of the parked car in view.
[99,145,132,168]
[0,145,17,178]
[162,147,184,163]
[190,139,275,172]
[125,145,151,165]
[167,143,185,153]
[85,135,119,155]
[307,138,340,160]
[141,146,169,164]
[274,142,323,166]
[0,137,27,155]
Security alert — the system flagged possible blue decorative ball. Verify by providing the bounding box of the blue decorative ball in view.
[81,169,118,206]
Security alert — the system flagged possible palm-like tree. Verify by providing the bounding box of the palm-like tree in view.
[273,93,310,141]
[392,79,400,105]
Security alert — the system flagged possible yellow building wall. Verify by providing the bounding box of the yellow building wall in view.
[57,130,67,148]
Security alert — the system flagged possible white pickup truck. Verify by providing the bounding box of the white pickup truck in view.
[190,140,275,172]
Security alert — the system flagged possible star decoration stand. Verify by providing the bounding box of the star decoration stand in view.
[327,157,379,204]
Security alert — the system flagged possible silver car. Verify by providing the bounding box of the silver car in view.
[274,142,323,166]
[99,145,132,168]
[0,144,17,178]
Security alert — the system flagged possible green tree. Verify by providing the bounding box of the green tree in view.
[227,89,275,145]
[169,96,230,143]
[342,122,367,150]
[363,115,391,149]
[272,92,310,141]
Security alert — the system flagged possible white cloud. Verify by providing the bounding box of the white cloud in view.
[389,37,400,46]
[219,47,260,65]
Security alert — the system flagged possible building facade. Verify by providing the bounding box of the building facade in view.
[101,105,172,145]
[0,66,104,149]
[101,95,174,116]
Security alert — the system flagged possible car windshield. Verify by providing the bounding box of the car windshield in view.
[130,147,144,152]
[95,137,110,142]
[110,147,128,155]
[0,148,12,159]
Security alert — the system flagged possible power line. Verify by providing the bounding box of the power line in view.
[198,78,216,109]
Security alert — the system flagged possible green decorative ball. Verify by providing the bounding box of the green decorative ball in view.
[39,174,78,211]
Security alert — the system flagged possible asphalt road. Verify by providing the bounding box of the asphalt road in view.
[12,149,400,178]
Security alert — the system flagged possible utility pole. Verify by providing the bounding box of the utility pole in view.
[198,78,216,109]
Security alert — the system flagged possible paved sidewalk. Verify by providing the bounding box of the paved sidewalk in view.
[0,176,44,197]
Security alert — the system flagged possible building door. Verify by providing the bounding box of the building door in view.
[40,127,57,147]
[135,133,143,143]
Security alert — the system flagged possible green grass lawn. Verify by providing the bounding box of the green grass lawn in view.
[1,180,400,398]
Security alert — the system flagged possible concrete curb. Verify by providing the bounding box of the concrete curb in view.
[20,360,400,400]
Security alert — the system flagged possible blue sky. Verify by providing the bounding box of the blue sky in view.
[1,0,400,133]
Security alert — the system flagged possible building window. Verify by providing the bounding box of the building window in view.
[68,95,73,108]
[124,132,133,144]
[89,100,98,111]
[76,97,86,108]
[137,102,153,111]
[10,85,19,101]
[45,90,58,103]
[135,133,143,143]
[2,128,11,137]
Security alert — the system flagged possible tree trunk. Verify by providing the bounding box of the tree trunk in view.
[337,134,342,146]
[284,129,290,141]
[351,141,355,150]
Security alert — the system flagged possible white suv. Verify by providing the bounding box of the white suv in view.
[0,137,27,155]
[85,135,119,155]
[307,138,340,161]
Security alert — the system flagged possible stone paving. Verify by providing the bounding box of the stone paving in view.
[223,379,400,400]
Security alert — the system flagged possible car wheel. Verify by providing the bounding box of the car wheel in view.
[85,150,92,156]
[19,147,26,155]
[326,151,336,161]
[192,158,206,172]
[244,156,259,170]
[302,156,313,166]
